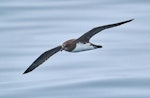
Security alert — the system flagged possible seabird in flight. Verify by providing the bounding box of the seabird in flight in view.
[23,19,133,74]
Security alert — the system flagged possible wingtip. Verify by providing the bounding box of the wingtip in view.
[23,72,27,74]
[116,19,134,26]
[125,19,134,23]
[23,69,31,74]
[129,19,134,21]
[23,71,28,74]
[123,19,134,23]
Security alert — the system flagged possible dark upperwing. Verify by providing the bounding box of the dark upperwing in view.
[77,19,134,43]
[23,46,62,74]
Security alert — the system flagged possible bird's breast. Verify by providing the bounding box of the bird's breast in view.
[71,43,95,52]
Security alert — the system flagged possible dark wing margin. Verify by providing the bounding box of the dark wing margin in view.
[23,46,62,74]
[77,19,134,43]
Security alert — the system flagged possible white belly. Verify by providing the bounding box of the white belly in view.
[72,43,95,52]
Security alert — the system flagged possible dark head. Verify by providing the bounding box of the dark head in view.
[61,39,76,52]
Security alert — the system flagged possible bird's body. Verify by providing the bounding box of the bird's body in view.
[61,39,102,52]
[23,19,133,74]
[71,42,97,52]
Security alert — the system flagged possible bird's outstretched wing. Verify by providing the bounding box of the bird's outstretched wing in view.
[77,19,134,43]
[23,46,62,74]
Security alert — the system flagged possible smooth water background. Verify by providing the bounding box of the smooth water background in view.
[0,0,150,98]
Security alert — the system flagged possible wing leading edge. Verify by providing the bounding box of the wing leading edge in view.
[23,46,62,74]
[77,19,134,43]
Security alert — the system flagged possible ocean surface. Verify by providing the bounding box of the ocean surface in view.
[0,0,150,98]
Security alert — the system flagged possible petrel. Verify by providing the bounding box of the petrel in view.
[23,19,133,74]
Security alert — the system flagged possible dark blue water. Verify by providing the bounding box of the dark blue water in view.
[0,0,150,98]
